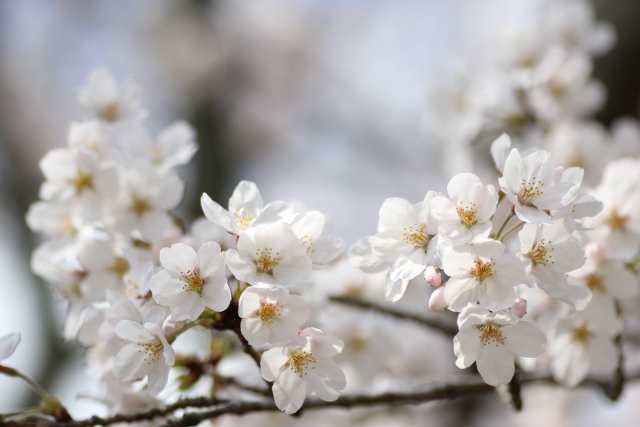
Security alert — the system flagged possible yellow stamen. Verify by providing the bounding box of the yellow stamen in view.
[257,302,283,325]
[234,206,256,230]
[456,202,478,227]
[72,172,93,194]
[402,223,432,250]
[477,323,506,347]
[288,348,316,377]
[471,259,494,282]
[137,339,164,365]
[100,103,119,122]
[572,322,593,344]
[255,248,280,273]
[180,269,203,293]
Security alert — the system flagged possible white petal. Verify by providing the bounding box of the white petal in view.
[273,366,306,414]
[146,361,170,396]
[305,359,346,401]
[229,181,264,214]
[242,316,271,346]
[384,275,408,302]
[268,317,300,346]
[159,243,198,272]
[502,322,546,357]
[476,343,515,386]
[201,278,231,312]
[226,250,257,282]
[201,193,237,234]
[114,320,155,343]
[309,333,344,359]
[197,242,224,278]
[272,256,312,286]
[454,330,480,369]
[444,277,479,312]
[477,278,516,311]
[261,347,287,382]
[238,288,262,317]
[113,342,151,382]
[286,295,309,325]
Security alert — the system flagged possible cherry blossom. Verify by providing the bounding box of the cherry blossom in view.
[78,68,146,123]
[517,222,587,303]
[150,242,230,320]
[113,320,175,396]
[238,285,309,346]
[499,148,579,224]
[260,328,346,414]
[443,240,525,312]
[454,304,546,386]
[430,173,498,243]
[201,180,293,236]
[226,223,312,287]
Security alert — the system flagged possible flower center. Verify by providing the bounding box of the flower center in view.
[72,171,93,194]
[138,339,164,364]
[402,223,432,250]
[518,177,544,205]
[288,348,316,377]
[255,248,280,273]
[583,273,604,292]
[572,322,593,344]
[258,302,283,324]
[110,257,130,278]
[606,208,628,230]
[181,269,203,293]
[471,259,494,282]
[456,202,478,227]
[234,206,256,230]
[132,197,150,216]
[529,238,555,266]
[100,103,119,122]
[477,323,505,346]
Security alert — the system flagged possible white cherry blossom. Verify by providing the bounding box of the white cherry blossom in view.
[290,210,344,268]
[499,148,579,224]
[201,180,293,236]
[238,285,309,346]
[430,173,498,243]
[113,320,175,396]
[121,122,198,172]
[150,242,230,320]
[549,312,619,387]
[454,304,546,386]
[226,223,312,287]
[369,193,448,301]
[78,68,146,123]
[443,240,525,311]
[517,222,587,303]
[39,148,118,204]
[111,167,185,241]
[260,328,346,414]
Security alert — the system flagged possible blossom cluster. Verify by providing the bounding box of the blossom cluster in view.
[15,0,640,424]
[26,69,346,415]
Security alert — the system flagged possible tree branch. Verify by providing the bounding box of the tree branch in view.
[328,295,458,337]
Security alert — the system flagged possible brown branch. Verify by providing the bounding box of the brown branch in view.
[11,372,640,427]
[161,379,494,427]
[328,295,458,337]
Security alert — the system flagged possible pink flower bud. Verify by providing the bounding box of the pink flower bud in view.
[429,286,448,312]
[510,296,527,318]
[424,266,442,287]
[162,317,187,336]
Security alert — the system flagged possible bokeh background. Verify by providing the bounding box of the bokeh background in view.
[0,0,640,425]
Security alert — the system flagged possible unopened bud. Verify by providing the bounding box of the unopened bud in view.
[163,317,187,336]
[424,266,442,287]
[510,297,527,318]
[429,286,448,312]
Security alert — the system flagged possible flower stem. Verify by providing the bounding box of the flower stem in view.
[494,208,516,240]
[0,365,50,400]
[498,221,524,242]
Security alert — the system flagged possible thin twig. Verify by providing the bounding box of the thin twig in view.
[329,296,458,337]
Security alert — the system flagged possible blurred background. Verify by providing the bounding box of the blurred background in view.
[1,0,640,425]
